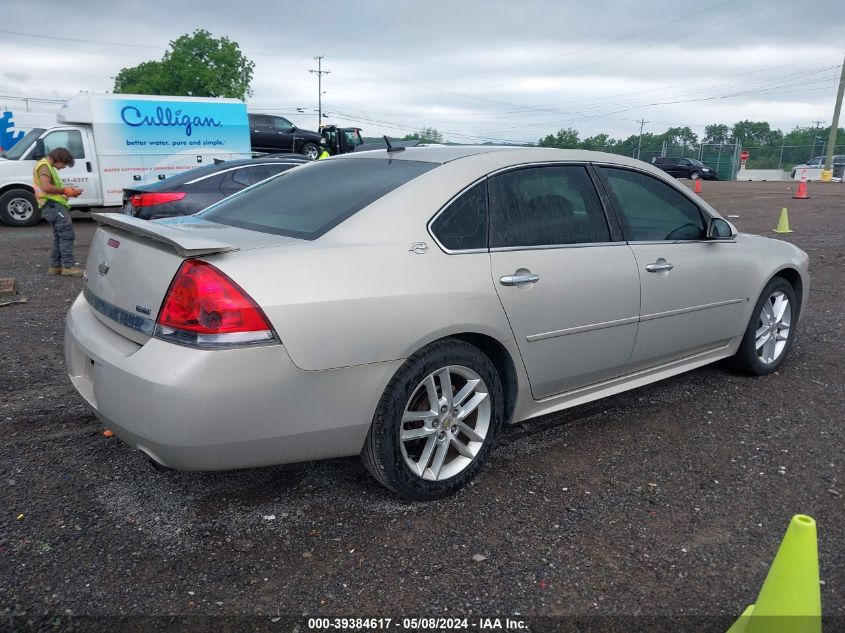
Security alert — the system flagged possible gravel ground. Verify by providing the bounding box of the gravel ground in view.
[1,181,842,633]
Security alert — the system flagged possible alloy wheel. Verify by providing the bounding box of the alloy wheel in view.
[755,290,791,364]
[400,365,491,481]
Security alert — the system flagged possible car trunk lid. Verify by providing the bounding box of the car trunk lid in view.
[83,213,303,344]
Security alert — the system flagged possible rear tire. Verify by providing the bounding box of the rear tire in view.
[731,277,797,375]
[361,338,503,500]
[0,189,40,226]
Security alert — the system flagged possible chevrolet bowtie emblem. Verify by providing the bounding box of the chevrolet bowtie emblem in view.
[97,261,110,276]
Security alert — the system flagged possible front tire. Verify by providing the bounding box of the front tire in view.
[731,277,797,375]
[0,189,40,226]
[689,171,701,180]
[301,142,320,160]
[361,338,504,501]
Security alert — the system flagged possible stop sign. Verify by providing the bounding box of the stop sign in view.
[740,150,749,161]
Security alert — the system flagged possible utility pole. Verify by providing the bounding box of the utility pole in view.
[309,56,330,129]
[636,118,649,160]
[823,56,845,173]
[811,120,824,160]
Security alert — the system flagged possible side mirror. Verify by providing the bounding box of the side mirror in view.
[33,138,46,160]
[707,217,735,239]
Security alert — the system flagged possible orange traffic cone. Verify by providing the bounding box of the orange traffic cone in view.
[793,169,809,199]
[694,179,703,194]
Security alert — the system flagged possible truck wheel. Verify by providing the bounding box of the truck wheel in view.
[0,189,40,227]
[301,143,320,160]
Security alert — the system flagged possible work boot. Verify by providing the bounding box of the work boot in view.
[48,267,63,275]
[61,267,84,277]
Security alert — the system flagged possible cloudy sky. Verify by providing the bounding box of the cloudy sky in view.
[1,0,843,143]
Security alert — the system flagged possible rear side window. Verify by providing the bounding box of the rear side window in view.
[200,159,437,239]
[599,167,706,241]
[431,181,487,251]
[232,165,275,187]
[488,165,611,247]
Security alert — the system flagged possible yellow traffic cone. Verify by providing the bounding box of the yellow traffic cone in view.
[773,207,793,234]
[727,515,821,633]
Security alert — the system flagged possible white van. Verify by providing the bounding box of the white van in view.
[0,93,251,226]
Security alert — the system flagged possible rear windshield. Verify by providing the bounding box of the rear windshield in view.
[199,158,437,239]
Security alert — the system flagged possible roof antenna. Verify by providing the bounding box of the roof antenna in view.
[384,135,405,153]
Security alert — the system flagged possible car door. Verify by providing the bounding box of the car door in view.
[660,158,678,177]
[597,166,747,369]
[268,116,298,153]
[249,115,277,152]
[38,128,100,206]
[488,164,641,399]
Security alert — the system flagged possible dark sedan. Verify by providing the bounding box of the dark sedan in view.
[121,156,311,220]
[652,157,718,180]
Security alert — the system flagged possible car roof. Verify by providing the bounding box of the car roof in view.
[127,157,309,192]
[336,145,654,169]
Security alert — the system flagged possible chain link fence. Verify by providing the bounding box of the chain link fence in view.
[738,144,845,171]
[624,142,845,180]
[637,142,740,180]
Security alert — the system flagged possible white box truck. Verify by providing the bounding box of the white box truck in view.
[0,93,251,226]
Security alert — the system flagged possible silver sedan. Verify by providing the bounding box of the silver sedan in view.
[65,147,809,500]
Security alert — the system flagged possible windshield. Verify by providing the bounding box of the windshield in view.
[199,158,437,239]
[2,128,44,160]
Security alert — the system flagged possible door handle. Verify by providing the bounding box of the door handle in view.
[86,161,92,172]
[499,273,540,286]
[645,259,674,273]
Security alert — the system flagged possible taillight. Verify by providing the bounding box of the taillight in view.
[130,192,186,207]
[154,260,277,349]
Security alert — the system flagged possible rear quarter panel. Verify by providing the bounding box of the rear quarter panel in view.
[207,166,516,371]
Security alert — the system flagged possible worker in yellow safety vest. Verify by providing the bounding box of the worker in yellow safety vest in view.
[33,148,83,276]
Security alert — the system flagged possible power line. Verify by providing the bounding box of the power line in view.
[0,28,165,50]
[431,0,736,82]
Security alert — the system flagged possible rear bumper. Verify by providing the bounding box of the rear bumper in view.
[64,293,401,470]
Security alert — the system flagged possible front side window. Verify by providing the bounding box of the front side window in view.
[488,165,611,247]
[43,129,85,159]
[599,167,706,241]
[270,117,294,130]
[431,181,487,251]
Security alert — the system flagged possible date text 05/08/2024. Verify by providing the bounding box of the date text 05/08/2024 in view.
[306,617,528,630]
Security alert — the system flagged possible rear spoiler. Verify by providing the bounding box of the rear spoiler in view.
[93,213,239,258]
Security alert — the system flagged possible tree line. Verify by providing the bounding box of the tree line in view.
[538,122,845,169]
